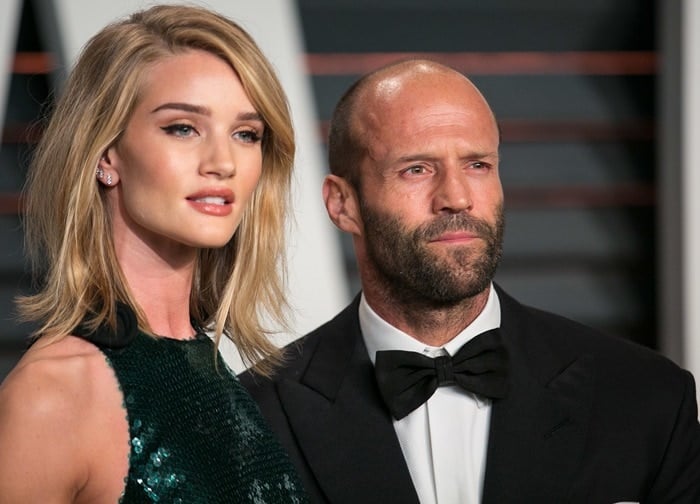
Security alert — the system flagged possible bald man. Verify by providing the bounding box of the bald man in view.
[241,60,700,504]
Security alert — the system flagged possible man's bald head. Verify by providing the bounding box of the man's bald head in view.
[327,59,498,190]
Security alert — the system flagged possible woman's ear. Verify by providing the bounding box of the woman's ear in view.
[322,174,363,236]
[96,147,121,187]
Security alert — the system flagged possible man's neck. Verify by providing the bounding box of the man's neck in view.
[363,287,491,347]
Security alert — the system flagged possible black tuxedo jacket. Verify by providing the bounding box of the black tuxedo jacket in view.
[240,286,700,503]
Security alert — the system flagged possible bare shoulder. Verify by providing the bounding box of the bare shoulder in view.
[0,335,108,414]
[0,336,128,503]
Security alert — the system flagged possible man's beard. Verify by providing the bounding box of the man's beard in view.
[360,199,504,307]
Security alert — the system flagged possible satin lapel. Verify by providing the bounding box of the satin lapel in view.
[482,288,595,503]
[276,300,420,504]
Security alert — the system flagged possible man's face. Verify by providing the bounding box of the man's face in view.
[354,70,504,305]
[359,194,504,305]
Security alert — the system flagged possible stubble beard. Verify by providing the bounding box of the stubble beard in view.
[360,199,505,308]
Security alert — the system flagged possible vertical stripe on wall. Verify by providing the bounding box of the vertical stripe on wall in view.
[39,0,349,371]
[0,0,23,153]
[683,0,700,399]
[659,1,684,364]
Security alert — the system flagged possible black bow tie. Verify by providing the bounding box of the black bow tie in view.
[374,328,509,420]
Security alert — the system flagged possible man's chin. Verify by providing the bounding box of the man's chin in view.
[439,244,488,267]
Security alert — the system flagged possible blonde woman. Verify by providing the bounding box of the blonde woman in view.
[0,5,307,503]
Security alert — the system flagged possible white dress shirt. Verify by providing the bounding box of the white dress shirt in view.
[360,284,501,504]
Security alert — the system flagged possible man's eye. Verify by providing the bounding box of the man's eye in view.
[405,165,425,175]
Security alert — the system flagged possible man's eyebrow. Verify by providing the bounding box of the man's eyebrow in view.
[395,151,498,163]
[396,153,435,163]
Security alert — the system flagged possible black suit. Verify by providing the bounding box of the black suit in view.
[240,286,700,503]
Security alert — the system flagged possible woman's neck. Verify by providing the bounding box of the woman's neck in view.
[117,244,198,340]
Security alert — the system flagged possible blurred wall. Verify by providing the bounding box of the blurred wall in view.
[682,0,700,387]
[0,0,21,147]
[0,1,699,399]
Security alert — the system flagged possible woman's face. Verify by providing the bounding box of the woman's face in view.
[101,49,264,260]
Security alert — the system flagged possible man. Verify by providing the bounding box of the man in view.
[241,59,700,503]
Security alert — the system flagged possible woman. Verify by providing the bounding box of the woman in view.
[0,5,307,503]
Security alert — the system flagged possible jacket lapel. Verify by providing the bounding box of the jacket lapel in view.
[276,299,420,504]
[482,288,595,503]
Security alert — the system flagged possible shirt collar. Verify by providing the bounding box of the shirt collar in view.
[360,283,501,365]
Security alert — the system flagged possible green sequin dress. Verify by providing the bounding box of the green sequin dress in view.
[85,322,307,503]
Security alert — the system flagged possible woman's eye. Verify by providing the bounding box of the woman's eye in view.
[235,129,262,144]
[161,124,196,137]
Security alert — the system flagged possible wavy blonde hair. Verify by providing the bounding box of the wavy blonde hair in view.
[17,4,294,374]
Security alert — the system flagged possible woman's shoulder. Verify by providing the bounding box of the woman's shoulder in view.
[2,335,102,407]
[2,335,108,406]
[0,335,128,502]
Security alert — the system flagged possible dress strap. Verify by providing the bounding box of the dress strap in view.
[72,302,138,349]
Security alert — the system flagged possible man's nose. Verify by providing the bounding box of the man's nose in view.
[432,168,473,214]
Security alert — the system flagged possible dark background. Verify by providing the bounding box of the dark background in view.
[0,0,659,380]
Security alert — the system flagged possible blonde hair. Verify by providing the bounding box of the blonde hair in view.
[17,4,294,374]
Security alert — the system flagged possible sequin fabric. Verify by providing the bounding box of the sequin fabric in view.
[96,331,308,503]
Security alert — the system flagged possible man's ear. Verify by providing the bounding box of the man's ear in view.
[322,174,362,236]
